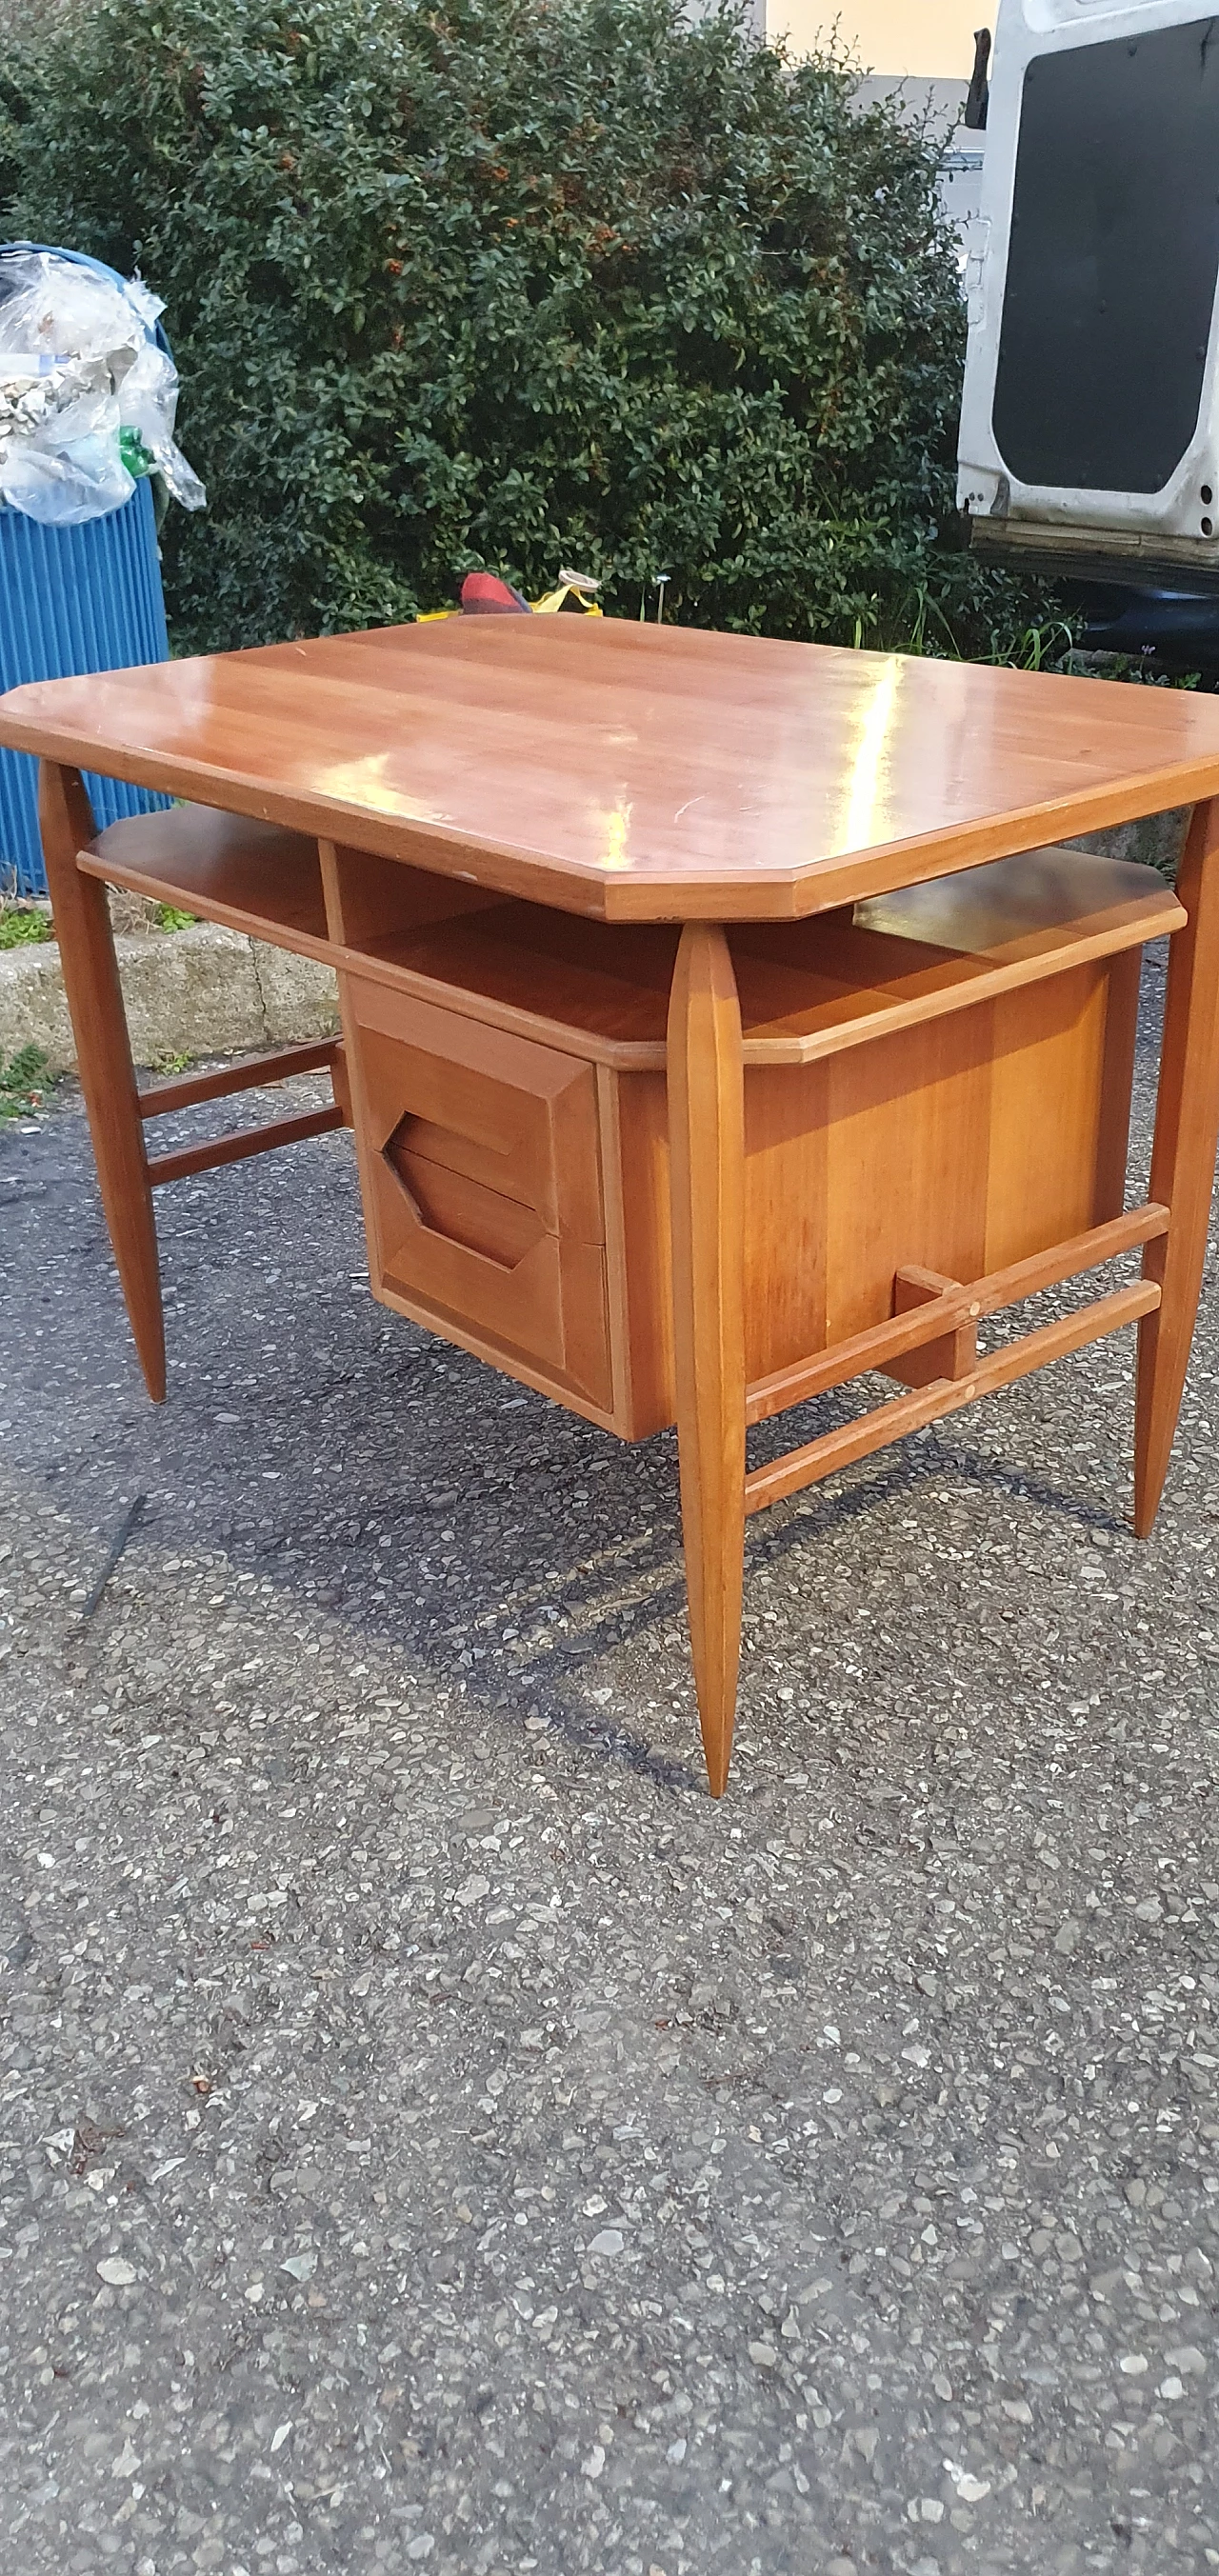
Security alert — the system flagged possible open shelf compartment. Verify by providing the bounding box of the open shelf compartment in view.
[78,807,1181,1068]
[341,843,1183,1063]
[78,806,331,961]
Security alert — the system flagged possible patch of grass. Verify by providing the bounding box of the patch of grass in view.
[0,905,54,949]
[153,904,196,931]
[1006,619,1079,672]
[1066,650,1203,690]
[0,1043,50,1120]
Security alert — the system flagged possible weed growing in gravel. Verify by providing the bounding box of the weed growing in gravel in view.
[0,1043,50,1118]
[0,905,53,949]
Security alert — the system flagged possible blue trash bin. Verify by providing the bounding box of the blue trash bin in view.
[0,244,174,896]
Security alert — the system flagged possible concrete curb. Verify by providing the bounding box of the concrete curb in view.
[0,921,339,1074]
[1068,807,1190,879]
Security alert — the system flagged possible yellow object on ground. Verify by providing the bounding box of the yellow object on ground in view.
[530,583,602,615]
[417,579,602,623]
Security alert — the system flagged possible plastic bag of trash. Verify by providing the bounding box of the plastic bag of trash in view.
[0,374,133,524]
[0,248,205,527]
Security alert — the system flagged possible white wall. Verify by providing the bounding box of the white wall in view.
[769,0,986,78]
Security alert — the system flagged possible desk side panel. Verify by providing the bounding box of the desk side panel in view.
[983,959,1136,1274]
[822,1013,994,1345]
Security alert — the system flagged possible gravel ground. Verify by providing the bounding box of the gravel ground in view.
[1,949,1217,2576]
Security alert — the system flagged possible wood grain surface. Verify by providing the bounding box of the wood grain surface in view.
[1135,795,1219,1532]
[37,764,167,1403]
[9,618,1219,921]
[667,924,747,1796]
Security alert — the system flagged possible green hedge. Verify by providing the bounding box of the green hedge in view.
[0,0,1041,656]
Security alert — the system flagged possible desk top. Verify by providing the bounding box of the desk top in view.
[6,616,1219,922]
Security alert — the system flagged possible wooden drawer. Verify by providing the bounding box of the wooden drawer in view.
[346,978,611,1408]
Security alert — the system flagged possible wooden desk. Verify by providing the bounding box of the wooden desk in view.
[5,618,1219,1794]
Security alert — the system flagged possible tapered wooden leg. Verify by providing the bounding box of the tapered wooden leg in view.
[39,762,166,1401]
[667,922,746,1796]
[1134,796,1219,1533]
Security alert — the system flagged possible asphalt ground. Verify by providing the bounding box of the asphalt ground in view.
[1,945,1217,2576]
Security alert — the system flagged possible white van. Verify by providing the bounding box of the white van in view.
[956,0,1219,660]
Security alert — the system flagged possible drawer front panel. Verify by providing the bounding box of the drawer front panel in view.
[373,1161,610,1403]
[350,977,604,1241]
[346,976,610,1407]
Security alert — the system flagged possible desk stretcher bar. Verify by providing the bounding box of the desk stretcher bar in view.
[746,1279,1161,1515]
[745,1201,1169,1424]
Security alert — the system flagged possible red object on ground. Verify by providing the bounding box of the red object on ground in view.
[460,571,530,614]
